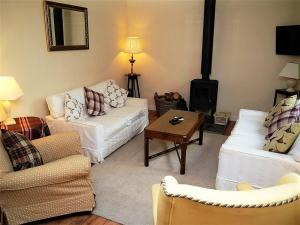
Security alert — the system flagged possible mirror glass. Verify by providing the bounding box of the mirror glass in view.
[45,1,89,51]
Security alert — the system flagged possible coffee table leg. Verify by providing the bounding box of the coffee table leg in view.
[199,123,204,145]
[180,143,187,174]
[144,137,149,167]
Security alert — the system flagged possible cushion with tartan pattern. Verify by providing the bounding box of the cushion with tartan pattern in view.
[1,129,43,171]
[84,86,105,116]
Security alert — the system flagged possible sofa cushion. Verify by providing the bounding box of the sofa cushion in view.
[263,123,300,153]
[231,118,267,136]
[84,87,105,116]
[223,133,266,150]
[264,95,297,127]
[64,94,87,121]
[104,80,128,108]
[1,130,43,171]
[266,104,300,139]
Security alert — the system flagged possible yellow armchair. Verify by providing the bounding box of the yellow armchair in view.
[152,173,300,225]
[0,132,95,225]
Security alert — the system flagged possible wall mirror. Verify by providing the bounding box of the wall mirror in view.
[44,1,89,51]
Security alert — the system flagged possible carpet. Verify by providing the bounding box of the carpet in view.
[91,131,227,225]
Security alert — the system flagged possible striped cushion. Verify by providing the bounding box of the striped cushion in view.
[266,104,300,139]
[84,87,105,116]
[1,129,43,171]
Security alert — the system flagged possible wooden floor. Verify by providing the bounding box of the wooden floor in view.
[30,213,121,225]
[34,110,235,225]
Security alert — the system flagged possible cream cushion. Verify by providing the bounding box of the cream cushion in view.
[263,123,300,153]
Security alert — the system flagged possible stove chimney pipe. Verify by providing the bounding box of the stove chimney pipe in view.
[201,0,216,80]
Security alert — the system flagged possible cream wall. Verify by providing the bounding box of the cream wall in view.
[0,0,299,118]
[127,0,300,117]
[0,0,128,117]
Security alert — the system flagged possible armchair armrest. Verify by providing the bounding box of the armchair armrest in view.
[0,155,90,191]
[32,131,83,163]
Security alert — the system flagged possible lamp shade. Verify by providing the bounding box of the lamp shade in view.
[0,76,24,100]
[124,37,142,54]
[279,63,299,79]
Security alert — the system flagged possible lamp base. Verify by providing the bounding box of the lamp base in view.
[3,117,16,125]
[286,78,297,92]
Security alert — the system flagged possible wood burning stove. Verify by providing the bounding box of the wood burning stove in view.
[189,0,218,124]
[190,79,218,121]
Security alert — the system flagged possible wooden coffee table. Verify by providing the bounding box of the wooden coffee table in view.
[144,109,204,174]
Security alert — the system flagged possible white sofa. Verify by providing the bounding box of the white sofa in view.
[45,80,148,163]
[216,109,300,190]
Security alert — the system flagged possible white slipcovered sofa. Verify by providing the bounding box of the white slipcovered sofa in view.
[216,109,300,190]
[45,80,148,163]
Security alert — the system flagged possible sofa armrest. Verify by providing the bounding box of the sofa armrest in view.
[239,109,267,121]
[0,155,90,191]
[218,144,298,189]
[126,97,148,109]
[32,131,83,163]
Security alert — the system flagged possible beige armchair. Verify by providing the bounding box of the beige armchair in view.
[152,173,300,225]
[0,132,95,225]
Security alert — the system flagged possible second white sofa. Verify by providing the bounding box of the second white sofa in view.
[45,80,148,163]
[216,109,300,190]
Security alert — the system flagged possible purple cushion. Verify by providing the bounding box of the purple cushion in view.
[266,104,300,139]
[1,129,43,171]
[84,87,105,116]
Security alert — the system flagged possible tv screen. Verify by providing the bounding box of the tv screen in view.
[276,25,300,55]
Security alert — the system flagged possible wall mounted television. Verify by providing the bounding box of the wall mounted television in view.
[276,25,300,55]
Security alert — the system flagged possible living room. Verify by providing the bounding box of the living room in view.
[0,0,300,225]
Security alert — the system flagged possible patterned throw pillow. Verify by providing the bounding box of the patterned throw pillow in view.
[264,95,297,127]
[104,80,128,108]
[84,87,105,116]
[1,129,43,171]
[64,93,87,121]
[266,103,300,139]
[263,123,300,153]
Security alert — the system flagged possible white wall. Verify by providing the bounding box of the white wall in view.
[127,0,300,117]
[0,0,128,117]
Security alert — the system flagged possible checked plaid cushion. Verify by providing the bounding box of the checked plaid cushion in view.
[1,129,43,171]
[266,103,300,139]
[84,86,105,116]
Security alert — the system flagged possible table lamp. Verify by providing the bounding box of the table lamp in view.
[124,37,142,75]
[0,76,24,125]
[279,62,299,92]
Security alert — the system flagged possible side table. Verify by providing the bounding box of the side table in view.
[125,73,141,98]
[0,117,51,140]
[273,89,300,106]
